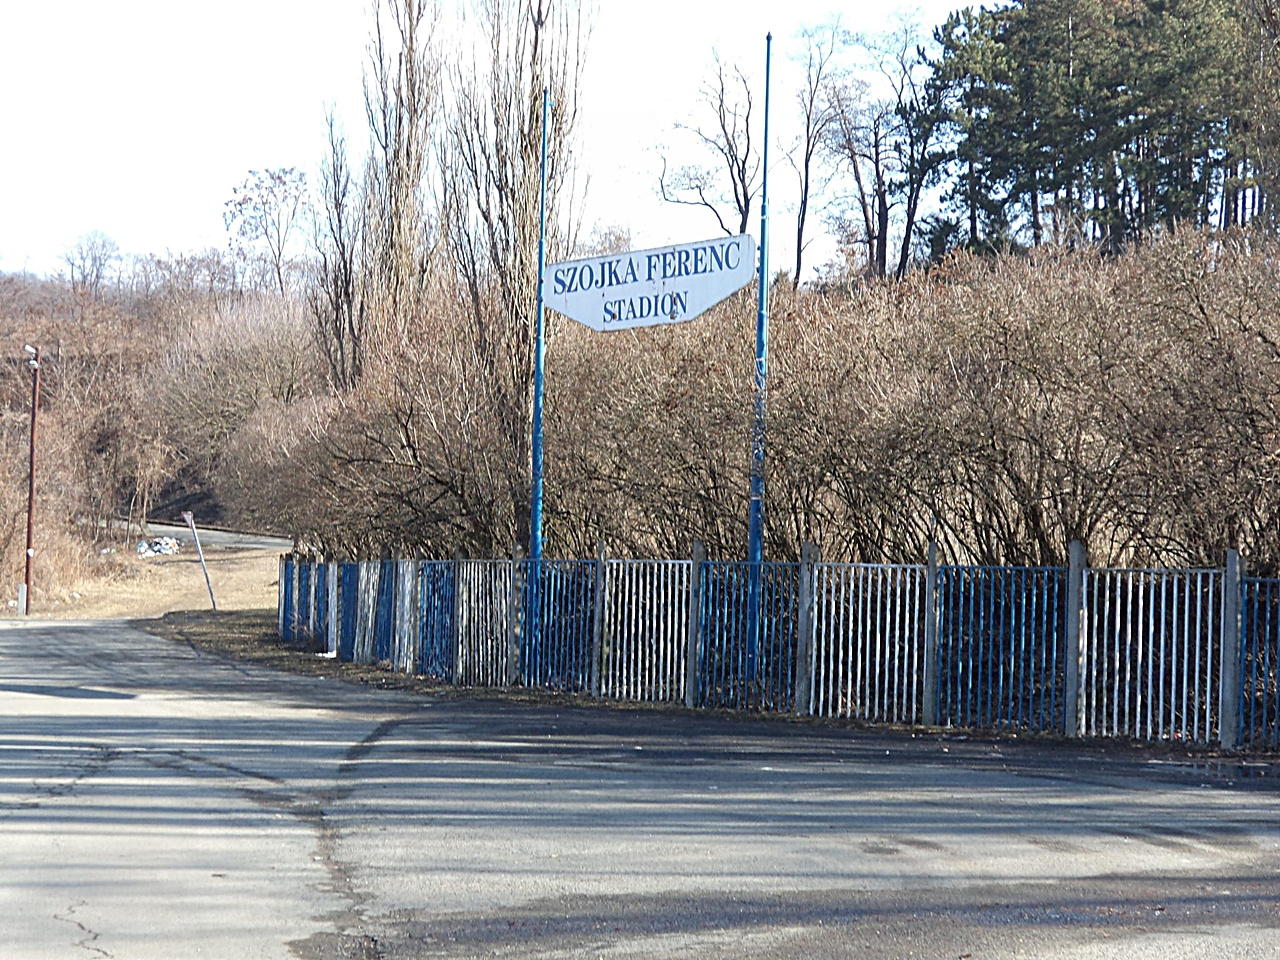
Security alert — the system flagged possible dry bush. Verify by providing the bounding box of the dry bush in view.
[0,277,153,603]
[141,292,321,524]
[9,226,1280,586]
[233,228,1280,568]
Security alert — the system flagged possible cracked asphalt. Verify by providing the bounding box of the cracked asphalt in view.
[1,618,1278,959]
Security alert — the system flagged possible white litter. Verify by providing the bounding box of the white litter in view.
[137,537,182,557]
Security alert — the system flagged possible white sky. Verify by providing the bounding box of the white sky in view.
[0,0,960,280]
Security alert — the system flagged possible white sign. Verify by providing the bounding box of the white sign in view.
[544,234,757,332]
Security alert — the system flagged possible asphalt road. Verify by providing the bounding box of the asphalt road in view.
[142,521,293,552]
[1,619,1278,959]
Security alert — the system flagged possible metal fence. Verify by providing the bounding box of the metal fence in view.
[522,559,596,693]
[277,545,1277,752]
[1241,577,1280,751]
[1082,568,1223,743]
[938,566,1065,733]
[454,560,511,687]
[417,561,455,680]
[698,562,799,712]
[810,563,927,723]
[599,559,691,703]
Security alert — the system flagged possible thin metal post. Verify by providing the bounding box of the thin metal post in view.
[922,541,940,726]
[507,545,524,686]
[22,345,40,615]
[529,86,551,564]
[590,540,606,697]
[1220,549,1243,749]
[745,33,773,684]
[291,555,302,641]
[304,555,314,640]
[181,511,217,612]
[1064,540,1086,736]
[278,555,287,639]
[793,542,819,716]
[684,540,707,708]
[451,550,464,685]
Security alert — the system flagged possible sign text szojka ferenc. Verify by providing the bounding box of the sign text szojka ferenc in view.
[544,234,757,332]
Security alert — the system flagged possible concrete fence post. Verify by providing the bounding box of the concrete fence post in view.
[353,560,366,663]
[507,545,523,687]
[326,561,339,656]
[1220,549,1243,750]
[793,542,820,716]
[684,540,707,709]
[590,540,607,698]
[395,557,416,674]
[356,559,378,665]
[922,541,941,727]
[1064,540,1087,737]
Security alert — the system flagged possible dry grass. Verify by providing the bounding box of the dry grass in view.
[3,547,281,620]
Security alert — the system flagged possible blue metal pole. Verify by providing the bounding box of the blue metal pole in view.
[746,34,772,686]
[530,86,551,563]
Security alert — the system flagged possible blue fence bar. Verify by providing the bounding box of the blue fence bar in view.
[1082,568,1222,743]
[296,561,311,643]
[522,559,596,693]
[338,562,358,661]
[455,560,511,686]
[281,557,295,641]
[699,562,799,712]
[600,560,691,703]
[937,566,1065,733]
[810,563,927,723]
[373,559,395,662]
[1241,577,1280,751]
[418,561,456,681]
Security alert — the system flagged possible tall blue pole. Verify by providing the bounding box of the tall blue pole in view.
[526,87,551,685]
[746,34,772,687]
[530,86,551,564]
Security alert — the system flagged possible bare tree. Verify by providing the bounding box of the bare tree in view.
[1243,0,1280,222]
[659,59,759,236]
[789,25,839,288]
[825,75,893,278]
[310,112,364,391]
[224,168,308,295]
[361,0,440,347]
[883,31,944,279]
[822,28,943,280]
[440,0,588,551]
[64,232,119,301]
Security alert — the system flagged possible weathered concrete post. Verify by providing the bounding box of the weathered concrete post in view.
[395,556,416,674]
[922,541,941,727]
[590,540,607,698]
[1064,540,1087,737]
[684,540,707,709]
[793,542,820,716]
[1220,549,1243,750]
